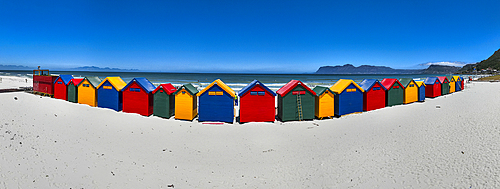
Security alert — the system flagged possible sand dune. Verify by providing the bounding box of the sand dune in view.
[1,76,499,188]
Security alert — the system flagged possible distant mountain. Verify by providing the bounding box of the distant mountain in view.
[74,66,139,72]
[459,48,500,73]
[0,64,33,70]
[315,64,459,74]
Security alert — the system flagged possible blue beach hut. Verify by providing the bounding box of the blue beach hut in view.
[197,79,236,123]
[330,79,364,116]
[96,77,127,111]
[416,81,426,102]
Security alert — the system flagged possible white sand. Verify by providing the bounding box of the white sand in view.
[0,76,32,89]
[1,77,500,188]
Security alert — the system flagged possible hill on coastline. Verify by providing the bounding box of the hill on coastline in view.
[459,48,500,73]
[315,64,460,74]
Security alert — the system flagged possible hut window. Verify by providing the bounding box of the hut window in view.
[83,84,89,87]
[435,81,439,84]
[346,88,356,92]
[393,86,399,89]
[292,91,305,95]
[373,87,380,91]
[209,91,216,95]
[410,84,414,87]
[103,86,112,90]
[215,91,223,95]
[129,88,140,92]
[182,91,186,94]
[258,91,265,96]
[250,91,258,95]
[58,82,62,84]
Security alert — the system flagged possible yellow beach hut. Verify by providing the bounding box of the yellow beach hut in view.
[77,76,102,107]
[173,83,199,121]
[313,86,335,119]
[447,76,456,93]
[399,78,418,104]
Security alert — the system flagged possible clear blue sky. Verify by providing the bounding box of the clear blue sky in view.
[1,0,499,73]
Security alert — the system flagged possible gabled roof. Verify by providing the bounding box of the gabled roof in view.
[381,78,403,89]
[415,81,426,87]
[123,77,156,93]
[437,76,449,84]
[424,77,440,85]
[69,78,84,86]
[446,76,454,82]
[238,80,276,97]
[399,78,416,88]
[312,86,334,96]
[197,79,235,97]
[153,83,177,95]
[276,80,316,96]
[358,79,386,91]
[53,75,74,85]
[97,77,127,91]
[79,76,102,88]
[173,83,199,95]
[453,76,461,81]
[330,79,364,93]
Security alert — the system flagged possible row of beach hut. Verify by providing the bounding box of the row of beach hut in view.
[49,74,464,123]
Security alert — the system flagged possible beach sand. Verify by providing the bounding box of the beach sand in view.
[1,76,499,188]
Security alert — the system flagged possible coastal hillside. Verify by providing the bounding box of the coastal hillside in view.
[315,64,460,74]
[459,48,500,72]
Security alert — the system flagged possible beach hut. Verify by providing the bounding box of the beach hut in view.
[97,77,127,111]
[197,79,236,123]
[330,79,364,116]
[399,78,418,104]
[447,76,456,93]
[53,75,74,100]
[152,83,177,119]
[424,77,441,98]
[460,76,465,90]
[67,78,84,103]
[173,84,199,121]
[437,76,450,95]
[359,79,386,111]
[239,80,277,123]
[122,78,156,116]
[276,80,316,121]
[77,76,102,107]
[454,76,463,91]
[415,81,426,102]
[312,86,335,119]
[32,68,58,96]
[381,78,404,107]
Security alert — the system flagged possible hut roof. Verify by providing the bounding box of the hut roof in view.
[238,80,276,97]
[69,78,84,86]
[197,79,235,97]
[446,76,454,82]
[330,79,364,93]
[399,78,416,87]
[54,75,74,85]
[173,83,199,95]
[453,76,461,81]
[124,78,156,93]
[153,83,177,95]
[312,86,334,96]
[415,81,426,87]
[424,77,440,85]
[97,77,127,91]
[276,80,316,96]
[80,76,102,88]
[437,76,449,83]
[358,79,386,91]
[381,78,403,89]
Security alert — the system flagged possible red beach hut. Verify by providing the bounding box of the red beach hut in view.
[122,78,156,116]
[424,77,441,98]
[53,75,74,100]
[238,80,277,123]
[359,79,387,111]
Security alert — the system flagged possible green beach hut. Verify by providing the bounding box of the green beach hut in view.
[437,76,450,95]
[67,78,84,103]
[381,78,404,107]
[276,80,316,122]
[153,83,177,119]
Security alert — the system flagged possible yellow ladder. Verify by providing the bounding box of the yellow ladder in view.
[297,94,303,121]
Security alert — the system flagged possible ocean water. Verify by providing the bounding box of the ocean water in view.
[0,70,459,92]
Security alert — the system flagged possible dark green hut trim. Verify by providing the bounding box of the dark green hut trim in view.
[173,83,199,95]
[399,78,414,88]
[312,86,334,97]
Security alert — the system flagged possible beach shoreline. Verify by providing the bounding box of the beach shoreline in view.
[1,75,499,188]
